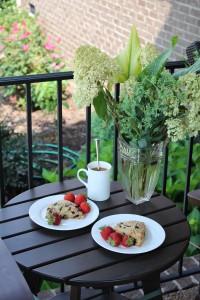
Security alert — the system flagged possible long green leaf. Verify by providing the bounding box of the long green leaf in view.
[93,89,107,120]
[173,57,200,78]
[114,26,142,82]
[138,36,178,80]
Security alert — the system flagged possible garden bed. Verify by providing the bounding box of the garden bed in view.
[0,96,86,152]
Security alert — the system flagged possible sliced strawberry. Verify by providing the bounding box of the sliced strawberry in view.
[108,232,122,247]
[74,194,87,206]
[121,235,134,247]
[100,226,114,240]
[64,192,75,202]
[79,201,90,213]
[46,212,61,226]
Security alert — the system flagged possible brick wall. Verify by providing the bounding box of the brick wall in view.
[19,0,200,66]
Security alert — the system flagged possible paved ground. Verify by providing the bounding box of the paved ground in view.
[37,255,199,299]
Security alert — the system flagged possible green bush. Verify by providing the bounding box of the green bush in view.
[156,141,200,204]
[0,3,68,111]
[1,120,28,199]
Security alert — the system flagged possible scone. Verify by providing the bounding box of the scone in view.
[46,200,84,220]
[113,221,145,246]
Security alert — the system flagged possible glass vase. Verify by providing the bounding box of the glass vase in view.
[118,138,164,205]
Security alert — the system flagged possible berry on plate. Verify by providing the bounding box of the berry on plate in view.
[74,194,87,206]
[121,235,134,247]
[64,192,75,202]
[100,226,114,240]
[108,232,122,247]
[79,201,90,213]
[46,212,61,226]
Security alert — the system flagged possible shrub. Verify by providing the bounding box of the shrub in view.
[1,120,28,199]
[0,3,68,111]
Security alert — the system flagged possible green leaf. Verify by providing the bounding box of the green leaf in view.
[114,26,142,82]
[138,138,148,148]
[138,36,178,80]
[93,89,107,120]
[42,168,58,183]
[62,101,69,109]
[173,57,200,78]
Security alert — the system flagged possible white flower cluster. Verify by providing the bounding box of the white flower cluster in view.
[139,43,159,69]
[72,45,119,108]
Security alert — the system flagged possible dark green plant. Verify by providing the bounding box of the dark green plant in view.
[186,207,200,256]
[156,141,200,204]
[1,121,28,199]
[0,0,15,9]
[0,3,68,111]
[91,112,114,141]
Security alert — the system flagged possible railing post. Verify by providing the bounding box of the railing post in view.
[0,126,5,207]
[86,105,91,166]
[113,83,120,181]
[26,83,34,189]
[183,137,194,215]
[57,79,63,181]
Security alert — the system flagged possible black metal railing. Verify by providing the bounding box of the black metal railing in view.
[0,61,199,291]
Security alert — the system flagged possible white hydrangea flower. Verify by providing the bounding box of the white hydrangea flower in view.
[72,45,119,108]
[139,43,159,69]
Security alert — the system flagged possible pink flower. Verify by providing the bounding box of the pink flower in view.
[0,45,3,51]
[0,26,4,32]
[52,53,59,59]
[22,44,28,51]
[45,42,55,50]
[0,53,5,59]
[51,62,56,67]
[22,21,27,27]
[20,32,31,39]
[9,34,17,41]
[13,22,20,31]
[54,65,60,70]
[57,37,62,43]
[60,62,65,67]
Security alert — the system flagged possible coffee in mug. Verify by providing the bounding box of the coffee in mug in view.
[77,161,111,201]
[91,167,107,171]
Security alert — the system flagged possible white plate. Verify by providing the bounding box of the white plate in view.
[29,194,99,230]
[91,214,165,254]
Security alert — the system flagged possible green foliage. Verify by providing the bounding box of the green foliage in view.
[91,112,114,141]
[0,3,68,111]
[40,280,60,292]
[156,141,200,201]
[42,168,58,183]
[115,26,142,81]
[1,120,28,197]
[73,26,200,149]
[0,0,15,9]
[186,207,200,256]
[138,36,178,80]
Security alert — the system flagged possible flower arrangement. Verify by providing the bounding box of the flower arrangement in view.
[73,27,200,149]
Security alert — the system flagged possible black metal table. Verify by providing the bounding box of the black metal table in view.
[0,180,190,300]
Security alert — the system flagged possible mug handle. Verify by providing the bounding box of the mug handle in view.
[77,169,88,188]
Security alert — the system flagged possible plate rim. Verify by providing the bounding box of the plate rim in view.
[91,213,166,254]
[29,194,99,230]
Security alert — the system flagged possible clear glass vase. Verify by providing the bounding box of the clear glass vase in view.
[118,138,164,205]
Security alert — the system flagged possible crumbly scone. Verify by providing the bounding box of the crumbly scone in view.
[113,221,145,246]
[46,200,84,220]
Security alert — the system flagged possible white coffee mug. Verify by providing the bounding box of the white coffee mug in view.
[77,161,112,201]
